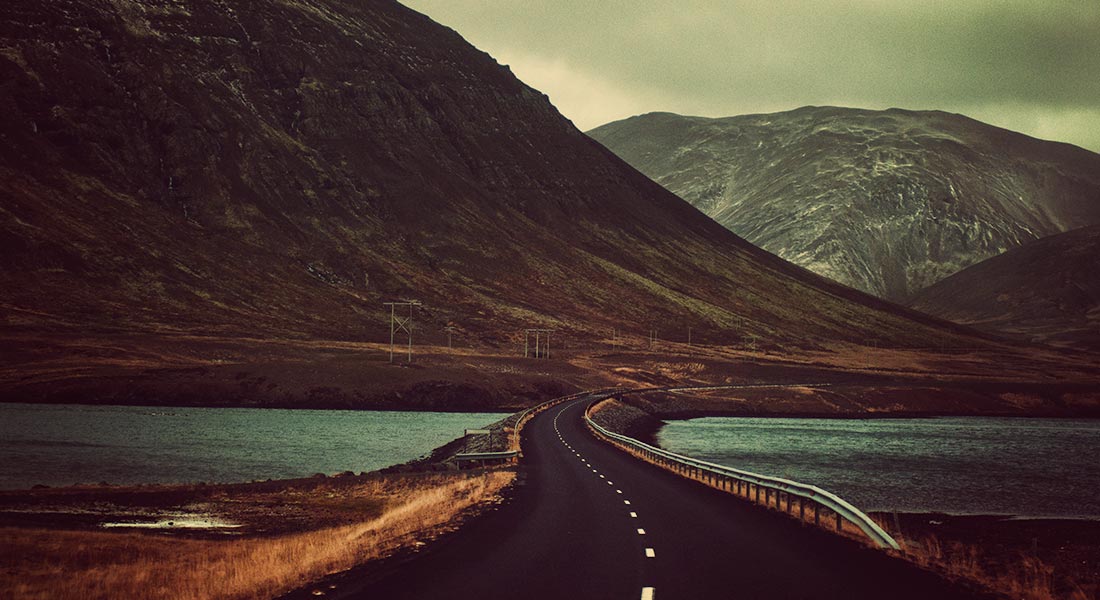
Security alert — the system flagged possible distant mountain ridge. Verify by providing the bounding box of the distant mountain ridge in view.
[911,224,1100,350]
[588,107,1100,302]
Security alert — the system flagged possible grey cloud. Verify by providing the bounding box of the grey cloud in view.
[404,0,1100,152]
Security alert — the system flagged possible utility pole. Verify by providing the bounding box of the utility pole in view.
[383,300,420,363]
[649,328,656,349]
[444,326,457,350]
[688,327,692,347]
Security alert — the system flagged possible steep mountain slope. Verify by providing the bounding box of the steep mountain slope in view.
[911,225,1100,349]
[0,0,979,354]
[588,108,1100,302]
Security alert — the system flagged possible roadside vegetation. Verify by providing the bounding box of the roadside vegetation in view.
[0,470,514,600]
[888,520,1097,600]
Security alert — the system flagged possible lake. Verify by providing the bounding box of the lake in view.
[658,416,1100,519]
[0,403,508,490]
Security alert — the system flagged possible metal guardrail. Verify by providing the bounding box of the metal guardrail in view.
[583,397,900,550]
[449,388,624,468]
[508,387,626,452]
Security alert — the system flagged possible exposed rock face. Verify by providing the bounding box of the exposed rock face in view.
[911,225,1100,350]
[0,0,981,357]
[588,108,1100,302]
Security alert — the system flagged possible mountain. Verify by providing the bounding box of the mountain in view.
[910,225,1100,350]
[0,0,972,348]
[588,108,1100,302]
[2,0,1089,409]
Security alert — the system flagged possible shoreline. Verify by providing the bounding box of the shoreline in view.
[0,389,530,598]
[591,397,1100,598]
[0,469,517,599]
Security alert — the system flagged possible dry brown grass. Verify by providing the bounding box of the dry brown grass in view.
[0,471,514,600]
[899,533,1089,600]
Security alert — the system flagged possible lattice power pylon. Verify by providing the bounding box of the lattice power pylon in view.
[524,329,553,359]
[384,300,421,363]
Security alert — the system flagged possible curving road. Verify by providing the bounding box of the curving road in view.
[308,392,990,599]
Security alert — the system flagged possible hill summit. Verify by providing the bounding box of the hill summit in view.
[589,108,1100,302]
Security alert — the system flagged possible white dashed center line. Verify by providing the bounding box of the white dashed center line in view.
[630,512,637,518]
[641,587,655,600]
[645,548,656,558]
[636,528,646,535]
[623,500,631,505]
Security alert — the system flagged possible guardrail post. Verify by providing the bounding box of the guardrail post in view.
[799,498,805,521]
[836,511,843,532]
[814,504,820,526]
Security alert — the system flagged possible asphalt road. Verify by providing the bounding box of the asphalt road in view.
[312,393,991,600]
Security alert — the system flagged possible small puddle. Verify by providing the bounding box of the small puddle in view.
[101,514,241,530]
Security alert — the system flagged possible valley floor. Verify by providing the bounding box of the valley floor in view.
[2,331,1098,417]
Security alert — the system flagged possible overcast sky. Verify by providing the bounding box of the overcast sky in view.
[404,0,1100,153]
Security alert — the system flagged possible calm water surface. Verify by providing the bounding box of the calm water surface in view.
[658,416,1100,518]
[0,403,508,490]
